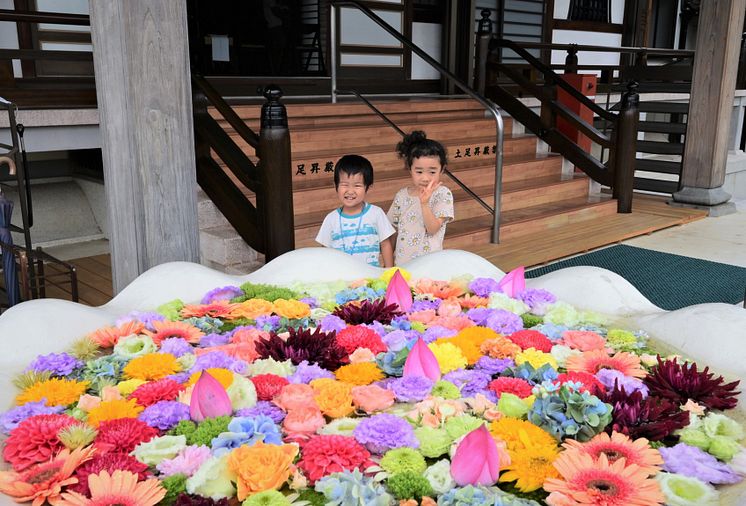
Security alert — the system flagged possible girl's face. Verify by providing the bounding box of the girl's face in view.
[409,155,443,189]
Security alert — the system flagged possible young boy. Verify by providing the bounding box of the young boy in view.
[315,154,395,267]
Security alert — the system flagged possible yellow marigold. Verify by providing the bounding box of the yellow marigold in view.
[515,348,558,370]
[428,342,468,374]
[480,337,521,359]
[229,298,275,319]
[123,353,180,381]
[334,363,384,386]
[311,379,354,418]
[186,368,235,390]
[489,417,558,453]
[117,378,146,396]
[87,398,144,427]
[272,299,310,319]
[16,378,90,407]
[228,441,299,500]
[499,439,560,492]
[441,326,498,365]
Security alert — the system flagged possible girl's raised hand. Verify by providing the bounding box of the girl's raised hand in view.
[419,180,441,204]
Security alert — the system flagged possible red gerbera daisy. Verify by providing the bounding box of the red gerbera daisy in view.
[70,453,149,496]
[297,435,375,483]
[557,371,606,396]
[130,378,185,407]
[505,330,553,353]
[336,325,387,355]
[488,377,533,399]
[251,374,290,401]
[94,418,159,454]
[3,413,78,471]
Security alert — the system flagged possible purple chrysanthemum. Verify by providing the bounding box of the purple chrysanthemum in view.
[660,443,742,484]
[199,332,230,348]
[287,360,334,384]
[0,400,65,434]
[191,351,247,374]
[26,353,83,376]
[319,315,347,333]
[411,299,441,312]
[422,326,457,344]
[475,356,515,376]
[388,376,434,402]
[159,337,194,358]
[115,310,166,331]
[469,277,501,297]
[596,369,649,398]
[138,400,191,430]
[353,413,419,454]
[201,285,243,304]
[516,289,557,315]
[443,369,492,398]
[235,401,286,424]
[485,309,524,335]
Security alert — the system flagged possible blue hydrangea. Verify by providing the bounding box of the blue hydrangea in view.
[315,470,392,506]
[184,316,224,333]
[528,383,612,442]
[505,362,558,385]
[211,415,283,456]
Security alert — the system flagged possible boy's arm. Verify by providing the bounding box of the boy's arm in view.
[381,237,394,268]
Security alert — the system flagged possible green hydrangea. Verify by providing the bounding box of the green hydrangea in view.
[386,471,433,500]
[242,490,291,506]
[160,474,188,506]
[380,448,427,475]
[606,328,645,352]
[234,282,300,303]
[521,313,543,328]
[431,380,460,400]
[157,299,184,320]
[219,317,254,333]
[444,414,484,440]
[414,427,453,458]
[296,489,327,506]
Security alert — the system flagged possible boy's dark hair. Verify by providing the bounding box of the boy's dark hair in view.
[334,154,374,189]
[395,130,447,169]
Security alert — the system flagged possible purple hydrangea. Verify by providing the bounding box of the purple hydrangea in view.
[201,285,243,304]
[159,337,194,358]
[353,413,419,454]
[0,400,64,434]
[596,369,649,398]
[660,443,743,484]
[411,299,441,312]
[320,315,347,333]
[443,369,492,398]
[191,351,247,374]
[383,330,418,353]
[26,353,83,376]
[469,277,501,297]
[235,401,286,424]
[115,310,166,332]
[138,400,190,430]
[388,376,434,402]
[255,315,281,332]
[475,356,515,376]
[199,332,230,348]
[287,360,334,384]
[485,310,524,335]
[422,326,457,344]
[517,289,557,315]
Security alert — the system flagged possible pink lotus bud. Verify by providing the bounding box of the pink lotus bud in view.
[450,425,503,486]
[497,266,525,298]
[385,269,413,312]
[403,338,441,382]
[189,370,232,422]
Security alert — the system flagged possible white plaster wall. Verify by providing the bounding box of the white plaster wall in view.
[551,0,625,69]
[411,22,442,80]
[0,0,21,77]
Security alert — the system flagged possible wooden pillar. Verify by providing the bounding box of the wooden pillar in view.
[89,1,200,293]
[673,0,746,215]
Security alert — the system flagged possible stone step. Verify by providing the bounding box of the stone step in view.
[199,224,260,267]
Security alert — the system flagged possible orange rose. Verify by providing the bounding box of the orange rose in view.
[437,297,463,317]
[228,441,298,499]
[311,379,354,418]
[351,385,395,414]
[77,394,101,412]
[273,384,317,412]
[272,299,310,319]
[283,406,326,434]
[229,299,274,320]
[349,348,376,363]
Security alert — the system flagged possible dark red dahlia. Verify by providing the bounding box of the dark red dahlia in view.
[298,434,375,483]
[251,373,290,401]
[644,356,740,410]
[603,386,690,441]
[254,327,348,370]
[71,452,148,495]
[130,378,185,407]
[505,330,553,353]
[488,377,533,399]
[557,371,606,396]
[332,299,402,325]
[336,325,387,355]
[174,495,230,506]
[94,417,159,454]
[3,413,77,471]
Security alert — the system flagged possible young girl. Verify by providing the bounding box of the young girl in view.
[387,131,454,265]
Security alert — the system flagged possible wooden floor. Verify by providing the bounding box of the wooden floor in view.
[15,195,706,308]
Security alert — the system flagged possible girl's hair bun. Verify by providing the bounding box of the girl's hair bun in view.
[395,130,447,169]
[396,130,427,159]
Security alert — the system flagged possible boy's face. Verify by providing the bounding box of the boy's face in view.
[410,155,443,189]
[336,171,367,213]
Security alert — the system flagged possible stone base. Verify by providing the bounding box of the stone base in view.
[671,185,738,216]
[668,199,738,217]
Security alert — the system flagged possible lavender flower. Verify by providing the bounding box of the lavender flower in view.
[411,299,441,312]
[287,360,334,384]
[157,445,212,477]
[319,315,347,333]
[254,315,281,332]
[469,277,500,297]
[466,308,493,326]
[199,333,230,348]
[443,369,492,398]
[0,400,64,434]
[517,289,557,315]
[115,310,166,331]
[353,413,419,454]
[160,338,194,358]
[201,286,243,304]
[475,356,514,376]
[191,351,247,374]
[388,376,434,402]
[26,353,83,376]
[485,310,523,334]
[660,443,743,484]
[138,400,190,430]
[596,369,648,398]
[235,401,286,424]
[422,326,457,344]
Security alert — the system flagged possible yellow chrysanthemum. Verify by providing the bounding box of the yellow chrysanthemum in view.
[499,438,561,492]
[87,398,144,427]
[272,299,311,319]
[187,368,235,390]
[16,378,90,407]
[428,342,468,374]
[334,362,384,386]
[515,348,558,370]
[380,267,411,284]
[123,353,180,381]
[117,378,147,396]
[489,417,558,453]
[438,326,497,365]
[312,379,354,418]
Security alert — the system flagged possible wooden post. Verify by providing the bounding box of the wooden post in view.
[564,45,578,74]
[89,1,200,293]
[474,9,492,95]
[674,0,746,215]
[613,81,640,213]
[540,75,557,136]
[258,85,294,261]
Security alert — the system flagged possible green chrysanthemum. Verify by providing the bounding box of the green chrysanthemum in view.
[380,448,427,475]
[157,299,185,320]
[521,313,543,328]
[188,416,231,446]
[160,474,188,506]
[431,380,461,400]
[67,336,101,361]
[242,490,291,506]
[444,414,484,440]
[387,471,433,501]
[58,423,98,449]
[414,426,454,458]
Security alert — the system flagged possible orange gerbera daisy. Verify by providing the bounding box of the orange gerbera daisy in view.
[562,432,663,476]
[57,470,166,506]
[544,452,664,506]
[458,294,489,309]
[143,320,204,345]
[180,301,237,319]
[87,321,144,348]
[566,350,646,379]
[0,446,95,506]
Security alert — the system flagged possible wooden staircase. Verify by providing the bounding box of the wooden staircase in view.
[205,97,619,259]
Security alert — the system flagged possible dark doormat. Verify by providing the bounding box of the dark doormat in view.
[526,245,746,311]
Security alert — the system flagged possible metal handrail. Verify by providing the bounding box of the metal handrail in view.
[503,41,694,57]
[330,0,504,243]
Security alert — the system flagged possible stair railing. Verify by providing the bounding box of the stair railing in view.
[330,0,505,243]
[191,76,294,261]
